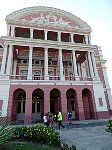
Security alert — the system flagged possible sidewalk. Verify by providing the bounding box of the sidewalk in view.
[59,119,112,150]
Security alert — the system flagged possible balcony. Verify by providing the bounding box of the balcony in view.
[0,74,93,82]
[1,36,97,52]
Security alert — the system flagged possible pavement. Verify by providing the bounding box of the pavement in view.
[59,119,112,150]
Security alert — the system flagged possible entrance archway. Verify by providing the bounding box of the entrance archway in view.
[32,89,44,122]
[13,88,26,123]
[82,88,95,119]
[66,88,77,120]
[50,89,61,115]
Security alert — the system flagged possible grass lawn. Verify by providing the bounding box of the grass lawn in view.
[0,142,60,150]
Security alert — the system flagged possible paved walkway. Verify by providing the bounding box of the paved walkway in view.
[59,120,112,150]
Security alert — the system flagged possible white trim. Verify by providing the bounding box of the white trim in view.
[93,82,108,112]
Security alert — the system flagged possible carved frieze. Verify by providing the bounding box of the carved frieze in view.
[29,13,71,27]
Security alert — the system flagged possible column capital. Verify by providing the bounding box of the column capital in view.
[3,44,8,49]
[9,45,13,48]
[44,46,48,49]
[58,31,61,35]
[70,32,74,36]
[8,44,13,46]
[87,51,92,54]
[11,25,15,29]
[44,29,48,33]
[91,51,95,55]
[29,45,33,49]
[72,49,76,52]
[30,28,34,31]
[59,48,62,51]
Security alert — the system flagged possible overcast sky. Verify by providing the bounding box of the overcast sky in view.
[0,0,112,89]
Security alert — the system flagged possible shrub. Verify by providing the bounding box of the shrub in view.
[60,143,77,150]
[14,125,61,146]
[107,118,112,132]
[0,118,15,145]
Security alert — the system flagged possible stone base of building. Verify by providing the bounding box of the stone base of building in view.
[97,111,110,119]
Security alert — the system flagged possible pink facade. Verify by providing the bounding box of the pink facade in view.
[0,6,111,124]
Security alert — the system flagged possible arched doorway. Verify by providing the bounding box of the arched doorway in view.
[13,89,26,123]
[82,88,95,119]
[32,89,44,122]
[66,89,77,120]
[50,89,61,115]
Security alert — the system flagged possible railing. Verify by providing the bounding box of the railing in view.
[10,75,27,80]
[49,76,60,80]
[0,74,93,81]
[79,77,93,81]
[33,75,44,80]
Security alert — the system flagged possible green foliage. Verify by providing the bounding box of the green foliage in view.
[0,142,58,150]
[14,125,61,146]
[60,144,77,150]
[107,118,112,132]
[0,118,15,145]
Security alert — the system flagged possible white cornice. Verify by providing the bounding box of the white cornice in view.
[5,6,92,33]
[1,36,97,51]
[7,20,90,33]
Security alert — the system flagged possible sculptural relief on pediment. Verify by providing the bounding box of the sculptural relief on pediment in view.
[20,13,78,28]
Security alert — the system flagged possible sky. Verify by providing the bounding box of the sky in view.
[0,0,112,89]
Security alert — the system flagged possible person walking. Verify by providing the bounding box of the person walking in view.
[53,112,58,128]
[43,113,49,127]
[68,111,72,124]
[57,111,66,131]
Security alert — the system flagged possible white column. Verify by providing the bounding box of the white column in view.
[72,50,79,80]
[99,47,112,109]
[11,26,15,37]
[103,66,112,110]
[87,52,94,77]
[30,28,34,38]
[57,32,61,42]
[6,45,13,75]
[91,52,99,78]
[35,102,37,113]
[88,35,91,44]
[44,47,49,80]
[70,33,74,43]
[0,45,8,74]
[27,46,33,80]
[13,59,17,75]
[59,49,65,81]
[7,24,10,36]
[44,30,48,40]
[21,101,23,113]
[85,35,88,44]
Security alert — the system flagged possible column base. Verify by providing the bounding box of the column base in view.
[44,75,49,80]
[75,76,80,81]
[27,75,32,80]
[92,77,100,81]
[60,76,65,81]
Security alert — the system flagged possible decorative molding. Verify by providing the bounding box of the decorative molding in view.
[30,13,71,27]
[5,6,91,33]
[1,36,97,52]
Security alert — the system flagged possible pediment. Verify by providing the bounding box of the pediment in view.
[5,6,91,32]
